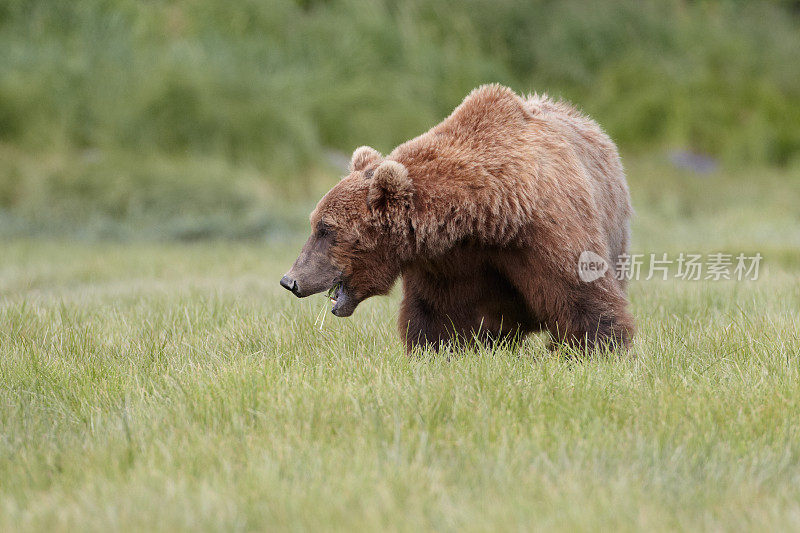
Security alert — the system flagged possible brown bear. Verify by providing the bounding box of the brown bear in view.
[281,84,634,353]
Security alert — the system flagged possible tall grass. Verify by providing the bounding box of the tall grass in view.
[2,0,799,173]
[0,0,798,237]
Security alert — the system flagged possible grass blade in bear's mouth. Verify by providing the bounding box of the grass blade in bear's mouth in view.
[328,282,342,302]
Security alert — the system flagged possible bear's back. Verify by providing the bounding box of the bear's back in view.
[387,85,631,259]
[526,94,632,263]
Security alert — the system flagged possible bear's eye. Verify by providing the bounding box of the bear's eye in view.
[364,169,374,179]
[317,221,331,238]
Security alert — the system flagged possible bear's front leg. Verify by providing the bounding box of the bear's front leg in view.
[397,290,522,354]
[397,293,456,353]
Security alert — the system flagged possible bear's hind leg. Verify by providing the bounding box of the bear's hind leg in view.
[550,277,635,353]
[497,254,634,355]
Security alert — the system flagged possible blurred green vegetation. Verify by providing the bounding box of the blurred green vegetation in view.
[0,0,799,238]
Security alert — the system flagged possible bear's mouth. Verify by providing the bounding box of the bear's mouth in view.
[328,280,357,317]
[327,281,342,303]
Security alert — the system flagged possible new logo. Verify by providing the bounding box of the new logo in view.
[578,251,609,282]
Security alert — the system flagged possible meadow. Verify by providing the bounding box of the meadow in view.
[2,0,800,530]
[2,157,799,531]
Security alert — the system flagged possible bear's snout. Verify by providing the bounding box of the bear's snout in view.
[280,274,300,296]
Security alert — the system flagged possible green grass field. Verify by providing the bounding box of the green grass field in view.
[1,158,799,531]
[2,1,799,529]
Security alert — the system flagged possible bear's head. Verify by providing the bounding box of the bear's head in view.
[280,146,414,316]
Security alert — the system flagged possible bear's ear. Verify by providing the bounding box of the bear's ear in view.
[350,146,382,172]
[367,160,413,213]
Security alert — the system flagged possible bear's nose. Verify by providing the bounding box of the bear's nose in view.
[280,275,299,295]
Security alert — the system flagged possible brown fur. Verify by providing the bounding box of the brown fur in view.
[294,84,634,353]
